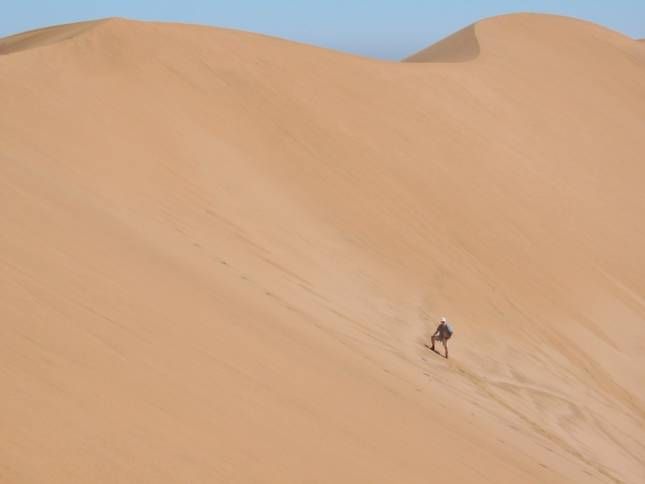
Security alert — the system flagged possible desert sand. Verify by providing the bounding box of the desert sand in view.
[1,12,644,483]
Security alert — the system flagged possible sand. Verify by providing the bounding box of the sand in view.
[1,12,644,483]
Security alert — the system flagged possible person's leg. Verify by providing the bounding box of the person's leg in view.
[442,340,448,358]
[430,334,436,350]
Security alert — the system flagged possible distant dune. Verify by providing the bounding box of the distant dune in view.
[1,13,645,484]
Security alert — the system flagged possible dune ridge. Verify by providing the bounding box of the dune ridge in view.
[1,12,645,484]
[0,19,111,55]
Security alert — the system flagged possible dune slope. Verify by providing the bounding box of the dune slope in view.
[1,13,645,484]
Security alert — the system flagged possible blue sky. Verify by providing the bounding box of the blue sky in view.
[2,1,644,59]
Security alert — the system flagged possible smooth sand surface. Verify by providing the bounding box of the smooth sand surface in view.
[1,12,645,483]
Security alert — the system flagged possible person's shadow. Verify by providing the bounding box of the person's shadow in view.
[424,343,447,358]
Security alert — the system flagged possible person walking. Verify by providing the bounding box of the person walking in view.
[430,317,453,358]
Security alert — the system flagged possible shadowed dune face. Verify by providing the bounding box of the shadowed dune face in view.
[404,24,480,62]
[1,12,645,484]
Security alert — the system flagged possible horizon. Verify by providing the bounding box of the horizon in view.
[2,1,644,60]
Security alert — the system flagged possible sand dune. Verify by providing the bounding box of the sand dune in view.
[1,12,645,484]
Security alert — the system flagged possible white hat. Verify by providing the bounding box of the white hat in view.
[440,317,447,322]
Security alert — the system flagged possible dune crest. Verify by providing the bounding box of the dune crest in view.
[0,19,117,55]
[1,12,645,484]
